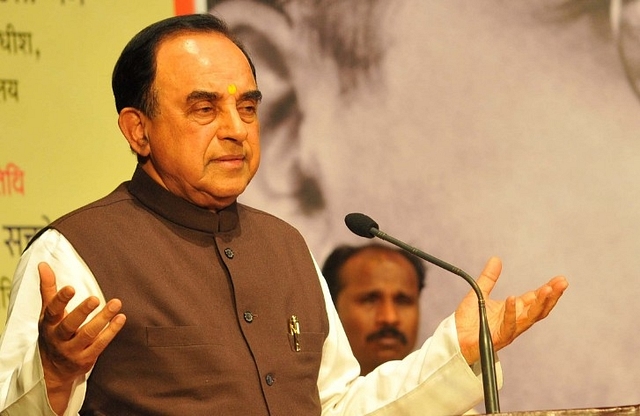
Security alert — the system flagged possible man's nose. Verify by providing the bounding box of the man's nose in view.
[218,107,248,141]
[376,300,400,325]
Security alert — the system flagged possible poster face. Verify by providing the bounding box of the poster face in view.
[0,1,185,328]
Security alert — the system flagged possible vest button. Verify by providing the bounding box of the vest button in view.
[224,248,234,259]
[243,311,254,323]
[265,373,275,386]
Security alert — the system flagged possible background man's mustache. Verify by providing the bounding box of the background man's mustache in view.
[366,326,407,345]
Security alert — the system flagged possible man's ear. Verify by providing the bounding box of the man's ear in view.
[118,108,150,157]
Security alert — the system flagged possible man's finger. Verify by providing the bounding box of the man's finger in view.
[499,295,517,343]
[513,279,567,335]
[41,285,76,322]
[475,256,502,297]
[74,299,123,344]
[80,305,126,359]
[39,263,78,325]
[54,297,101,341]
[533,277,568,320]
[38,262,58,303]
[548,276,570,295]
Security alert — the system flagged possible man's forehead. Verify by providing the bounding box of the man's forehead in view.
[154,32,253,85]
[341,251,419,285]
[156,31,234,57]
[342,266,419,290]
[349,248,413,268]
[344,283,418,299]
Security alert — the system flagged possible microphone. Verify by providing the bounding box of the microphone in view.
[344,212,500,414]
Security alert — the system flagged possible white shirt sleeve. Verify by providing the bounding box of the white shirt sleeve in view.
[0,229,104,416]
[313,255,503,416]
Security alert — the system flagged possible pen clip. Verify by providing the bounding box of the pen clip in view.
[289,315,301,352]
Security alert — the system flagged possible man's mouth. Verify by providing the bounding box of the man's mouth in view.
[216,154,244,162]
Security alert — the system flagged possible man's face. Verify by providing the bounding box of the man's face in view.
[334,249,420,375]
[137,32,261,210]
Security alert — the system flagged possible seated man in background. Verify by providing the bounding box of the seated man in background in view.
[321,243,427,375]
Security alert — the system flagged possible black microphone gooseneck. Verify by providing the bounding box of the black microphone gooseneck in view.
[344,212,500,414]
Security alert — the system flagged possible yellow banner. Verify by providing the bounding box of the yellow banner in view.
[0,0,183,329]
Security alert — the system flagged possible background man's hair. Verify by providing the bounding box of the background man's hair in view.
[321,243,427,304]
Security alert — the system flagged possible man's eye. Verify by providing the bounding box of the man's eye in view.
[238,101,258,120]
[395,296,415,306]
[189,104,217,124]
[359,294,379,304]
[196,105,215,114]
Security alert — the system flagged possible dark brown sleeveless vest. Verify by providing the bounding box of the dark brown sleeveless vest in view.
[47,167,328,415]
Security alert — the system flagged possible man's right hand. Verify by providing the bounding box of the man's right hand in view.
[37,262,126,415]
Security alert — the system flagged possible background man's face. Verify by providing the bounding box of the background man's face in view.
[334,249,420,375]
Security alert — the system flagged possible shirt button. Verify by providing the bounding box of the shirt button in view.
[265,373,275,386]
[224,248,234,259]
[243,311,254,323]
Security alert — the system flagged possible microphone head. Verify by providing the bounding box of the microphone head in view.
[345,213,379,238]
